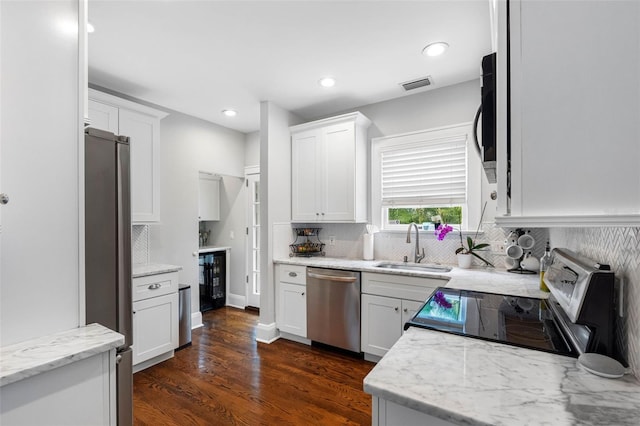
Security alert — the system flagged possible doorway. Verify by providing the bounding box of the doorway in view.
[245,168,260,308]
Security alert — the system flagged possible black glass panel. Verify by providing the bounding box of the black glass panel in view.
[405,287,577,357]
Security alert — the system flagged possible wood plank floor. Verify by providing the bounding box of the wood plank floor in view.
[133,307,375,425]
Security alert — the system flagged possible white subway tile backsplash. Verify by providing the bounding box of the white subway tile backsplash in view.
[132,225,149,265]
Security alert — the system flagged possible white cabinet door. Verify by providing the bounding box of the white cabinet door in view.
[278,282,307,337]
[361,294,401,357]
[291,130,321,222]
[401,300,423,335]
[132,292,178,366]
[290,112,370,223]
[119,108,161,223]
[321,122,356,221]
[198,174,220,221]
[498,0,640,226]
[87,99,118,133]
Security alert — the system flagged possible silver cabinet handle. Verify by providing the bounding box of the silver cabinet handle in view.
[116,354,123,364]
[0,193,9,205]
[394,307,399,312]
[148,283,162,290]
[307,272,357,282]
[403,308,408,313]
[289,272,297,277]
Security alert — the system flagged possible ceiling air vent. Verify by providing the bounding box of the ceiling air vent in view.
[400,76,433,91]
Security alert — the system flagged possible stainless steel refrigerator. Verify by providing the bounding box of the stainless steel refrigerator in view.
[84,127,133,426]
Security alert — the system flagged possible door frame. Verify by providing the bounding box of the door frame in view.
[244,166,260,308]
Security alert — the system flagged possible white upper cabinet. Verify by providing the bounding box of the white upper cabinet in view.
[87,89,168,223]
[198,173,221,221]
[496,0,640,227]
[291,112,371,223]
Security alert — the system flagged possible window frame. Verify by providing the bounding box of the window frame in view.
[371,122,483,233]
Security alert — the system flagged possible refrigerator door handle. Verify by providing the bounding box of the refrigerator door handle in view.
[117,142,133,348]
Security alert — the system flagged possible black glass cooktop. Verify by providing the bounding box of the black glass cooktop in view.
[404,287,577,357]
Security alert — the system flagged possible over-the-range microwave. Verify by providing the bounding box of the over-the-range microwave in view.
[473,52,498,184]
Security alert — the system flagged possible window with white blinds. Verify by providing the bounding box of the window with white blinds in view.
[380,135,467,207]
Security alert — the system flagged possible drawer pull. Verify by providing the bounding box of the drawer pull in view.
[288,272,297,277]
[148,283,162,290]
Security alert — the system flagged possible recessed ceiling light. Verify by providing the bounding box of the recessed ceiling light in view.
[222,109,237,117]
[319,77,336,88]
[422,42,449,57]
[87,22,95,33]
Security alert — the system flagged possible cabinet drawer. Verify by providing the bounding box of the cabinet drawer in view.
[362,272,446,302]
[278,264,306,285]
[132,271,178,302]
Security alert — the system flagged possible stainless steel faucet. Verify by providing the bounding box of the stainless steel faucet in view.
[406,223,425,263]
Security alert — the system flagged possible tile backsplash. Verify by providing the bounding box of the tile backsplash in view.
[132,224,150,265]
[549,227,640,378]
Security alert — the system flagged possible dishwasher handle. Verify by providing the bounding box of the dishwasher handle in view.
[307,272,358,283]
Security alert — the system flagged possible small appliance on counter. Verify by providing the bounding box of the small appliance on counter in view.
[405,248,622,364]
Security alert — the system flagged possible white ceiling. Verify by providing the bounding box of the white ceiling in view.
[88,0,492,134]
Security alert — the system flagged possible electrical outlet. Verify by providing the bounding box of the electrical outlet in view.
[490,241,505,253]
[328,235,336,246]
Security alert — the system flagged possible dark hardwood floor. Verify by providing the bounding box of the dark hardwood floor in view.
[133,307,375,425]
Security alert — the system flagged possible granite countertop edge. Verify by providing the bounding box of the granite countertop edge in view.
[132,263,183,278]
[0,323,124,387]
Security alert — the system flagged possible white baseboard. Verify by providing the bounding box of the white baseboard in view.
[364,352,382,363]
[132,350,174,374]
[226,292,246,309]
[255,322,279,344]
[192,311,203,329]
[279,331,311,346]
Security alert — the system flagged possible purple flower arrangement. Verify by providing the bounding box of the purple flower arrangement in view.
[434,224,453,241]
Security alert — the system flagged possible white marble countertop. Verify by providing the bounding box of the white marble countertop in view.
[132,263,182,278]
[274,257,547,299]
[364,327,640,426]
[0,323,124,387]
[198,246,231,253]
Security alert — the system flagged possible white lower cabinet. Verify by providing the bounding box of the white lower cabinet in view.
[275,264,307,339]
[1,350,116,426]
[132,292,179,366]
[361,295,422,357]
[373,397,457,426]
[132,271,180,370]
[278,283,307,337]
[361,272,445,358]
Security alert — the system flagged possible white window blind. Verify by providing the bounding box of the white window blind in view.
[380,135,467,207]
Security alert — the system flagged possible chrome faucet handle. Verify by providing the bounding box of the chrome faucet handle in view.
[416,248,426,263]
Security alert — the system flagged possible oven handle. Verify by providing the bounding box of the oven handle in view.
[307,272,357,283]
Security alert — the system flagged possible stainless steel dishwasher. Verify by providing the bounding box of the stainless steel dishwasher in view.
[306,267,361,352]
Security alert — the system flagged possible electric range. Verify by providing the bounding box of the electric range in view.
[405,248,619,360]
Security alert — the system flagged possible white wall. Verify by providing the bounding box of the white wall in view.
[149,112,245,317]
[245,131,260,167]
[1,0,81,345]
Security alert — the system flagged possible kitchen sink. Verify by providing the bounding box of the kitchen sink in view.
[374,262,452,273]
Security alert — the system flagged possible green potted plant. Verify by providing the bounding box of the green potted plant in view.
[435,202,494,268]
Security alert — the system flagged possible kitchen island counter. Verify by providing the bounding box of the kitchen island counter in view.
[364,326,640,426]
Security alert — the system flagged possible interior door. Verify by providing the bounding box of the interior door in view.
[246,172,260,308]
